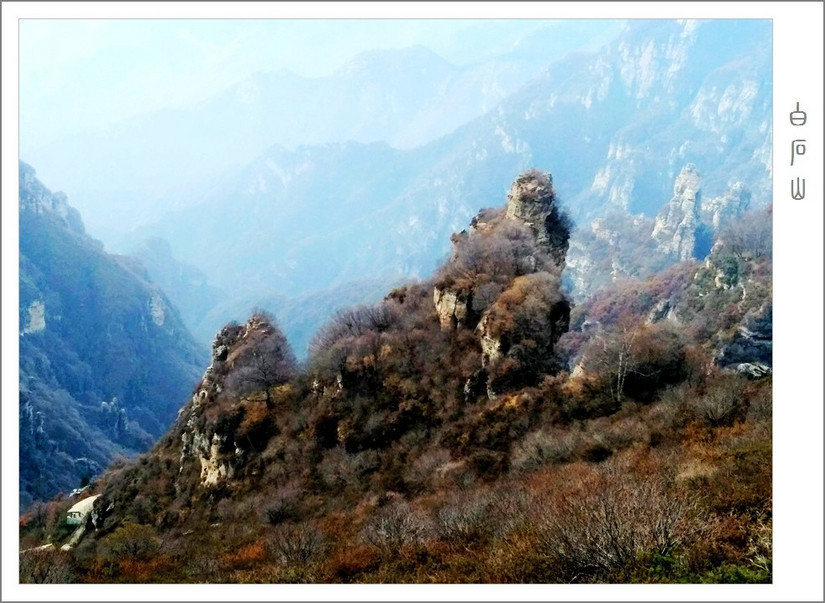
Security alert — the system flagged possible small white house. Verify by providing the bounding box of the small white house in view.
[66,494,100,526]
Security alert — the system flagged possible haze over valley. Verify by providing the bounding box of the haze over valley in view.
[22,19,772,356]
[16,16,780,587]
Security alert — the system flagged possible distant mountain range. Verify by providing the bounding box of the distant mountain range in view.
[19,162,207,509]
[25,21,623,240]
[121,19,771,351]
[19,19,771,359]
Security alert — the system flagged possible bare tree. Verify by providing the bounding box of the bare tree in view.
[538,468,696,578]
[226,316,296,408]
[719,206,772,260]
[581,316,687,406]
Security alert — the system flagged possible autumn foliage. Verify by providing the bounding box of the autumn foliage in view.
[19,173,772,585]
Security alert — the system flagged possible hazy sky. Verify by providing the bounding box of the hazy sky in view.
[20,19,622,153]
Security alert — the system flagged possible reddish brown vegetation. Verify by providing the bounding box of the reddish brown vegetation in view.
[19,175,772,585]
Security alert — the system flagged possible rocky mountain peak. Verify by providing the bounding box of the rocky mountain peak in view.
[19,161,85,235]
[672,163,701,200]
[431,170,572,398]
[504,169,570,266]
[505,168,556,222]
[652,163,702,260]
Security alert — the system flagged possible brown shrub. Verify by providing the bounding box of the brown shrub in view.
[360,500,431,557]
[19,547,75,583]
[536,465,697,579]
[693,375,749,428]
[222,539,267,570]
[269,522,325,566]
[325,545,381,582]
[99,523,161,561]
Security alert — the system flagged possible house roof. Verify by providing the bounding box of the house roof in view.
[67,494,100,515]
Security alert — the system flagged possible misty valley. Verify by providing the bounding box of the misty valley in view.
[18,19,773,585]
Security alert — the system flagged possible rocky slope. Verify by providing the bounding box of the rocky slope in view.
[18,162,207,509]
[567,203,772,379]
[70,169,572,524]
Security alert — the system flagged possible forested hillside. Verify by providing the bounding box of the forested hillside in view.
[19,163,207,509]
[20,170,771,584]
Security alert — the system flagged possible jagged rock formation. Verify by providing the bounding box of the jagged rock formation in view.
[179,323,245,487]
[652,164,702,260]
[652,165,754,264]
[701,182,752,230]
[178,314,293,487]
[434,169,572,397]
[504,169,570,267]
[565,164,756,302]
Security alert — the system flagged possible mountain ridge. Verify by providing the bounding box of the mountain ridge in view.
[18,162,208,509]
[19,168,772,585]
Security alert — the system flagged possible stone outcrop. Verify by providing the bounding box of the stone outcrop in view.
[433,287,470,330]
[505,169,570,266]
[735,363,771,379]
[477,314,504,367]
[652,164,701,260]
[700,182,751,230]
[718,304,772,370]
[21,300,46,335]
[178,315,282,487]
[432,170,573,400]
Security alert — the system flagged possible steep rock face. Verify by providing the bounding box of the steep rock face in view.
[433,287,470,331]
[652,164,701,261]
[504,169,570,267]
[177,315,292,488]
[18,162,207,509]
[700,182,752,230]
[434,169,572,398]
[18,162,86,235]
[477,314,504,367]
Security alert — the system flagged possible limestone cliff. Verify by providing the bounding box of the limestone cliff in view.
[433,169,572,397]
[700,182,752,230]
[652,164,701,261]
